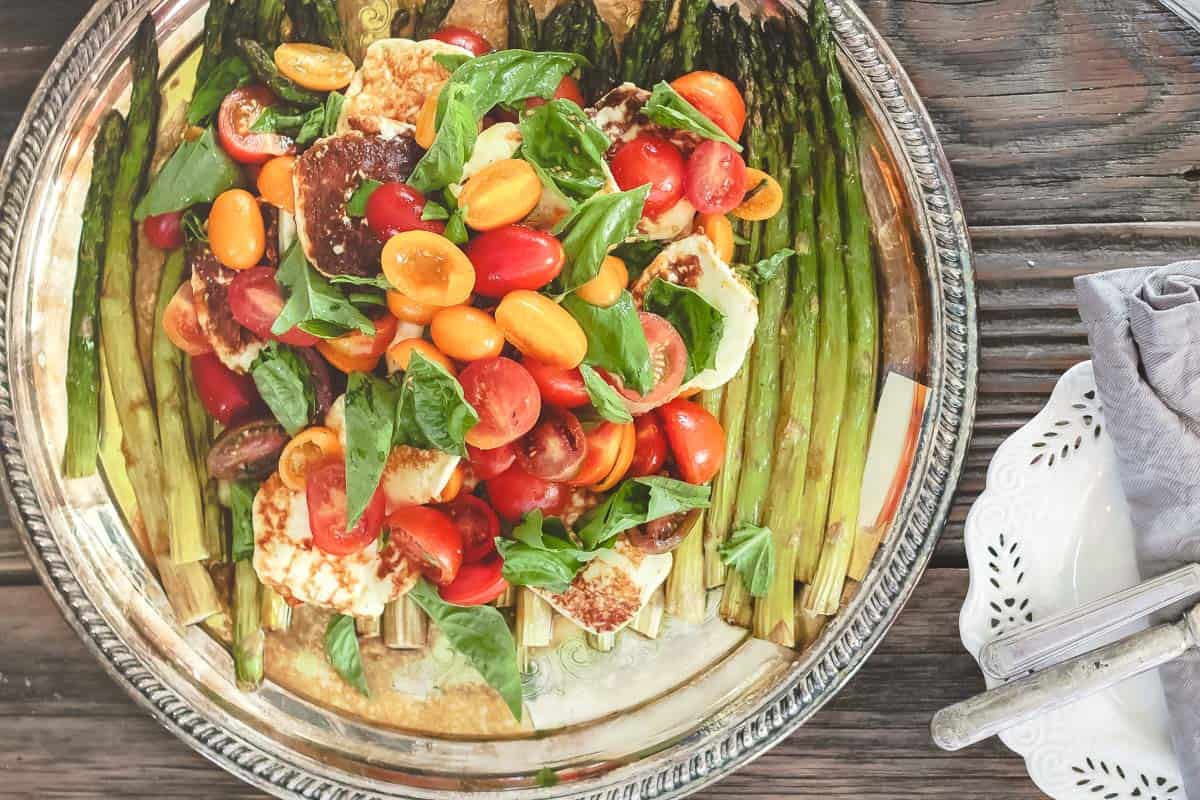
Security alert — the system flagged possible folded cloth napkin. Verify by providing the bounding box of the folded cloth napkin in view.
[1076,261,1200,798]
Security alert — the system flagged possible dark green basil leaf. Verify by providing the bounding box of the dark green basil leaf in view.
[550,185,649,293]
[324,613,369,695]
[408,82,483,193]
[717,523,774,598]
[641,278,725,380]
[444,207,469,245]
[249,106,298,134]
[575,476,710,549]
[643,81,743,152]
[322,91,345,138]
[273,242,375,338]
[408,579,522,720]
[133,128,243,220]
[434,52,473,73]
[393,352,479,456]
[329,273,392,289]
[187,56,250,125]
[250,342,315,435]
[611,238,662,281]
[346,178,383,217]
[344,372,401,529]
[737,248,796,286]
[295,105,326,147]
[519,99,610,203]
[421,200,450,221]
[347,288,387,309]
[496,510,600,592]
[229,480,258,562]
[578,364,632,423]
[561,291,652,395]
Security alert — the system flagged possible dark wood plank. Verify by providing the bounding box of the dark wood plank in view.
[0,570,1038,798]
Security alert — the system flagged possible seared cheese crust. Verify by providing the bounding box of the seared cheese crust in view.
[189,245,264,373]
[339,38,472,134]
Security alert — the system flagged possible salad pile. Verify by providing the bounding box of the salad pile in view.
[63,0,880,724]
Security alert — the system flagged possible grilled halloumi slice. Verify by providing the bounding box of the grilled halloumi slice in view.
[189,246,264,373]
[338,38,473,135]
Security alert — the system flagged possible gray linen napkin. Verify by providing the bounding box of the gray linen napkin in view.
[1076,261,1200,798]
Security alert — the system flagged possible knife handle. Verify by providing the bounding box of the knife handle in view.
[932,616,1197,751]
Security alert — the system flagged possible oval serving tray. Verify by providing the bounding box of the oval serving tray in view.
[0,0,976,796]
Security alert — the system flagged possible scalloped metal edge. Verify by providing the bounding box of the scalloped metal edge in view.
[0,0,978,797]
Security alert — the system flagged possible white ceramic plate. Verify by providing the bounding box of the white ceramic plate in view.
[960,361,1185,800]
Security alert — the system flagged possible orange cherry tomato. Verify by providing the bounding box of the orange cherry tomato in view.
[386,338,456,375]
[386,290,440,324]
[458,159,542,230]
[574,256,627,307]
[381,230,475,307]
[696,213,735,262]
[162,281,212,356]
[591,421,637,492]
[568,421,627,486]
[316,313,398,374]
[257,155,296,213]
[274,43,356,92]
[494,290,587,369]
[279,426,342,491]
[732,168,784,222]
[415,83,443,150]
[434,463,466,503]
[430,306,504,361]
[658,397,726,484]
[208,189,266,270]
[670,71,747,140]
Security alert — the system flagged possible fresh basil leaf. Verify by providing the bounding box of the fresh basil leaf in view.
[273,242,375,338]
[611,238,662,281]
[444,206,469,245]
[229,480,258,562]
[434,52,472,73]
[250,342,315,435]
[578,364,632,423]
[322,91,345,138]
[181,208,208,243]
[641,279,725,380]
[408,579,522,720]
[519,99,610,203]
[717,524,774,598]
[393,351,479,456]
[295,105,326,147]
[249,106,296,134]
[576,476,710,549]
[496,510,599,592]
[324,613,369,695]
[329,273,392,289]
[551,185,649,293]
[738,248,796,286]
[408,82,483,193]
[187,56,250,125]
[344,372,401,529]
[643,81,743,152]
[346,178,383,217]
[347,288,387,309]
[133,128,243,220]
[421,200,450,221]
[561,291,653,395]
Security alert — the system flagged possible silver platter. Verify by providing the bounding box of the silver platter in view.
[0,0,977,796]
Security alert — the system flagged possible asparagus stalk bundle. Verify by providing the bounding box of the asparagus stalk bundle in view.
[197,0,231,85]
[619,0,668,83]
[383,595,429,649]
[578,0,618,102]
[665,509,705,624]
[236,38,325,107]
[673,0,708,73]
[230,0,262,43]
[586,631,616,652]
[233,559,265,689]
[256,0,288,49]
[515,587,553,671]
[184,363,227,562]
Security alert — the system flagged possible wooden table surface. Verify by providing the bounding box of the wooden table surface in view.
[4,0,1200,796]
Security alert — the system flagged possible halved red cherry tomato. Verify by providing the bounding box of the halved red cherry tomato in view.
[465,225,565,298]
[459,357,542,449]
[143,211,184,250]
[670,71,747,140]
[163,282,212,356]
[485,465,567,522]
[190,352,261,425]
[440,493,500,563]
[228,266,321,346]
[684,140,748,215]
[218,86,295,165]
[365,182,446,239]
[525,75,586,109]
[466,442,516,480]
[316,312,398,374]
[522,358,588,408]
[658,397,726,484]
[439,554,508,605]
[630,411,669,477]
[516,406,587,481]
[608,313,686,414]
[429,25,493,56]
[307,459,386,555]
[609,134,686,219]
[568,421,626,486]
[386,505,463,585]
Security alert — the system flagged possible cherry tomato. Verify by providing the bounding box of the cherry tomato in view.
[386,338,456,375]
[494,290,588,369]
[466,442,516,480]
[439,554,508,605]
[190,353,262,425]
[658,397,726,484]
[628,508,700,554]
[522,358,588,408]
[435,463,465,503]
[485,464,568,522]
[317,312,398,373]
[257,155,296,213]
[440,493,500,563]
[381,230,475,307]
[430,306,504,361]
[609,134,686,219]
[609,313,686,414]
[524,75,586,110]
[516,406,587,481]
[574,255,627,308]
[568,421,626,486]
[465,225,565,298]
[208,189,266,270]
[162,282,212,356]
[670,71,747,140]
[732,168,784,221]
[228,266,320,346]
[386,290,439,324]
[630,411,669,477]
[366,182,445,239]
[460,159,542,230]
[307,459,386,555]
[143,211,184,250]
[218,85,294,165]
[429,25,493,56]
[684,140,748,215]
[386,506,463,585]
[273,43,355,92]
[459,357,541,449]
[279,426,342,491]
